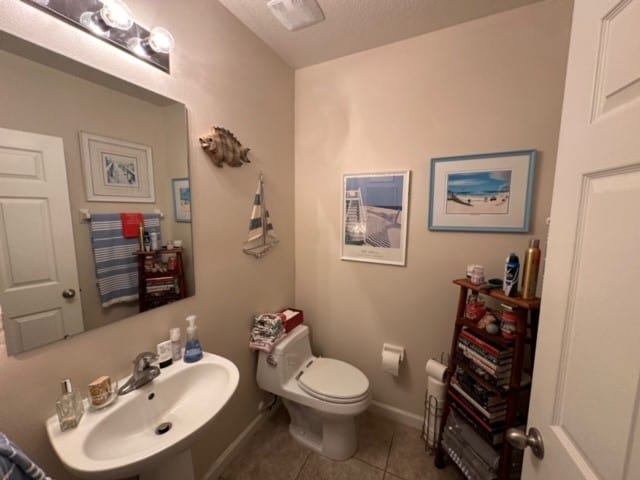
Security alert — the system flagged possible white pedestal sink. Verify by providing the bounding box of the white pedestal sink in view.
[46,352,239,480]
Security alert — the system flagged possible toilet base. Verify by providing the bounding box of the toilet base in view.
[283,399,358,461]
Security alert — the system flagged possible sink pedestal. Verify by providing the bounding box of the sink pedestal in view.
[139,449,194,480]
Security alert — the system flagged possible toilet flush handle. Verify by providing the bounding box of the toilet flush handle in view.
[266,355,278,367]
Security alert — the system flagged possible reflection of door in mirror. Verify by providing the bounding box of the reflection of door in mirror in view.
[0,40,194,356]
[0,128,84,355]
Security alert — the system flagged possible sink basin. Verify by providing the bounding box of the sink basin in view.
[46,352,239,479]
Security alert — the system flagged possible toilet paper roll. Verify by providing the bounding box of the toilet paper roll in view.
[425,359,448,382]
[381,349,401,376]
[427,376,447,402]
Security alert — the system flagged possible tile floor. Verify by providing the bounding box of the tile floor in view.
[219,407,464,480]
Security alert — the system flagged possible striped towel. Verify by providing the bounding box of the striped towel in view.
[90,213,160,307]
[0,432,51,480]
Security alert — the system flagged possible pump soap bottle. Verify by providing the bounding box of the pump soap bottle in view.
[184,315,203,363]
[56,378,84,431]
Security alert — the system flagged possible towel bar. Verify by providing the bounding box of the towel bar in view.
[79,209,164,222]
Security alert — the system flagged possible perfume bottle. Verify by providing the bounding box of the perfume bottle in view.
[56,379,84,431]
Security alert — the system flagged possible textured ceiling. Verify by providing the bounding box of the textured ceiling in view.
[216,0,544,68]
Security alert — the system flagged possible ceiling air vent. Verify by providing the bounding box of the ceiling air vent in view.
[267,0,325,31]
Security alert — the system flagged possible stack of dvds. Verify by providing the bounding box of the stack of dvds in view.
[145,276,179,297]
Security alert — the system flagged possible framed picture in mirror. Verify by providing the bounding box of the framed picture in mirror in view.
[80,132,156,202]
[172,178,191,222]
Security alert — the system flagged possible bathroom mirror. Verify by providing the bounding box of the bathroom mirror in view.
[0,33,194,356]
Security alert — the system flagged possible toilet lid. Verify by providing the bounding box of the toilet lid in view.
[298,358,369,402]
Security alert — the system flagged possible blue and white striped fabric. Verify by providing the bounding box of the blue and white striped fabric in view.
[0,432,51,480]
[90,213,161,308]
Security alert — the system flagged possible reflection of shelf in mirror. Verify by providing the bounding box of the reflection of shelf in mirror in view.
[79,209,165,223]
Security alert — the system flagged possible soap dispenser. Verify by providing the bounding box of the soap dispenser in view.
[56,379,84,431]
[183,315,203,363]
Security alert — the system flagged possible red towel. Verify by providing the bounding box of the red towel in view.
[121,213,144,238]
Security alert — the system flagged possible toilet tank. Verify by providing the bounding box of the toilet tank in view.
[257,325,313,392]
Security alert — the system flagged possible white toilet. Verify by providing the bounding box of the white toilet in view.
[256,325,371,460]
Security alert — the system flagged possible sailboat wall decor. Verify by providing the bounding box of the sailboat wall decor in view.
[243,174,279,258]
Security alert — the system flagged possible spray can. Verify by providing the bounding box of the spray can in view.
[503,253,520,297]
[521,239,541,299]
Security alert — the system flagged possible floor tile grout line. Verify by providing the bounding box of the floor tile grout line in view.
[352,456,386,477]
[294,450,312,480]
[383,427,396,475]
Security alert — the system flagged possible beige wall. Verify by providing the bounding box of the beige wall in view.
[295,0,572,414]
[0,0,294,478]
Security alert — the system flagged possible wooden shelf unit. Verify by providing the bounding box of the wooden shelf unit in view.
[135,248,186,312]
[435,278,540,479]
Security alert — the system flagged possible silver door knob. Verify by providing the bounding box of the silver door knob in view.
[506,427,544,459]
[62,289,76,299]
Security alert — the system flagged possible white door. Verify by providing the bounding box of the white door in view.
[0,127,83,355]
[522,0,640,478]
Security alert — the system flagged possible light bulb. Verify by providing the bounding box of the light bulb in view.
[127,27,175,58]
[99,0,134,30]
[80,0,133,35]
[148,27,175,54]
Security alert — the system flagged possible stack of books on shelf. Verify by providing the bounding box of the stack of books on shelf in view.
[456,328,513,389]
[448,327,514,446]
[145,276,179,297]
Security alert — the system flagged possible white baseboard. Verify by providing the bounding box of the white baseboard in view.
[203,399,281,480]
[369,400,424,430]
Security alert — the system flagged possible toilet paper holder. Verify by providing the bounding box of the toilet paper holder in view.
[382,343,405,362]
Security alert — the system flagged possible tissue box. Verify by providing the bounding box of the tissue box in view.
[281,308,304,333]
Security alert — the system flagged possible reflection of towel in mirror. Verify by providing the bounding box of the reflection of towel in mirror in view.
[249,313,285,352]
[0,432,51,480]
[90,213,160,307]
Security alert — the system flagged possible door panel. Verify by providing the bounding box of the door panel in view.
[1,199,57,285]
[593,0,640,117]
[553,168,640,480]
[5,309,65,353]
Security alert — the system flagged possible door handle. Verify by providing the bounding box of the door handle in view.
[62,288,76,299]
[506,427,544,459]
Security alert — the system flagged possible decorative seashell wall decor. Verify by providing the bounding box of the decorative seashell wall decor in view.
[199,126,251,168]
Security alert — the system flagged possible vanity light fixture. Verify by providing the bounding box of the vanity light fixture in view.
[22,0,175,73]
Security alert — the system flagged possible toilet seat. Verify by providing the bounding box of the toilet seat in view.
[297,358,369,404]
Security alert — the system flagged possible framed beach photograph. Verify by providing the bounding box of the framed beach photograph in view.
[341,171,410,266]
[428,150,536,232]
[80,132,155,203]
[172,178,191,223]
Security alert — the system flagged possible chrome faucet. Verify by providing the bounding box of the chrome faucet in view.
[117,352,161,395]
